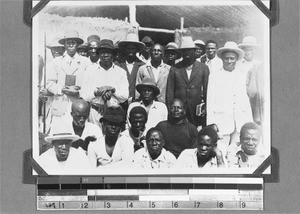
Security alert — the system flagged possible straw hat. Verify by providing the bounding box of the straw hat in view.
[58,29,84,45]
[45,125,79,144]
[217,41,245,60]
[118,33,145,52]
[238,36,260,49]
[136,77,160,98]
[46,37,64,49]
[165,42,179,53]
[179,36,197,50]
[194,40,205,47]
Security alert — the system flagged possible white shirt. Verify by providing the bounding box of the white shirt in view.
[37,147,92,175]
[87,135,134,168]
[186,65,193,80]
[148,61,163,82]
[133,147,176,169]
[127,101,168,134]
[126,61,134,75]
[80,63,129,104]
[206,56,223,75]
[176,148,219,169]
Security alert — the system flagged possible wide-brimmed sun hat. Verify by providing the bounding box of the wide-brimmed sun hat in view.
[58,29,84,45]
[45,125,79,144]
[238,36,260,49]
[179,36,198,50]
[217,41,245,60]
[118,33,145,52]
[136,77,160,98]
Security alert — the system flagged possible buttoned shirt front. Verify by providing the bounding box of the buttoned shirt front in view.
[133,147,176,169]
[127,101,168,134]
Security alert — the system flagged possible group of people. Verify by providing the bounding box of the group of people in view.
[37,29,266,174]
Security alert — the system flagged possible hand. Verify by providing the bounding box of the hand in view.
[62,86,80,96]
[102,90,112,101]
[200,103,206,117]
[213,147,225,166]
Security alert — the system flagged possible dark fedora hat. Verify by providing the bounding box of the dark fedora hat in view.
[99,106,126,125]
[98,39,115,50]
[136,77,160,98]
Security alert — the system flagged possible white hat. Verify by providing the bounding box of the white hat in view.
[118,33,145,52]
[217,41,245,60]
[45,125,79,144]
[179,36,197,49]
[194,40,205,47]
[238,36,260,48]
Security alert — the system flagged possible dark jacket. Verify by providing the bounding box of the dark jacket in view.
[166,60,209,126]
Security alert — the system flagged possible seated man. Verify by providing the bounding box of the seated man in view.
[127,77,168,134]
[49,99,103,152]
[156,98,197,158]
[120,106,148,152]
[177,127,225,168]
[37,126,91,175]
[227,122,265,168]
[132,128,176,169]
[87,106,134,168]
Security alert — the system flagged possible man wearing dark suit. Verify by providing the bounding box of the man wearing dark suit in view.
[116,33,145,106]
[166,36,209,128]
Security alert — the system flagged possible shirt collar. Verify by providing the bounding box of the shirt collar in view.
[139,100,158,109]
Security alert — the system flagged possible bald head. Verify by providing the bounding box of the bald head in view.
[71,99,90,127]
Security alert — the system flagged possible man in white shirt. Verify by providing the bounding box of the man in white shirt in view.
[133,128,176,169]
[136,43,171,103]
[207,41,253,155]
[87,106,134,168]
[80,39,129,128]
[128,77,168,134]
[38,126,92,175]
[177,126,225,169]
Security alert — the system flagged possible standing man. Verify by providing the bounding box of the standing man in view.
[87,35,101,64]
[166,36,209,128]
[163,42,180,66]
[156,98,198,158]
[194,40,206,62]
[77,43,88,57]
[46,29,90,132]
[200,40,223,75]
[207,41,253,155]
[128,78,168,134]
[80,39,129,128]
[117,33,145,104]
[137,36,154,64]
[136,43,171,103]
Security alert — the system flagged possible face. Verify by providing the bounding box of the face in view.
[222,52,238,71]
[71,108,89,128]
[243,47,255,62]
[165,50,177,62]
[53,140,72,162]
[241,129,260,155]
[150,44,164,61]
[197,135,215,158]
[194,47,203,58]
[146,131,164,157]
[88,41,100,58]
[50,47,65,58]
[170,100,185,120]
[77,49,88,57]
[206,43,217,59]
[140,86,155,103]
[129,113,147,136]
[105,121,122,137]
[144,42,153,53]
[65,39,78,56]
[125,44,138,58]
[182,49,195,61]
[99,48,114,64]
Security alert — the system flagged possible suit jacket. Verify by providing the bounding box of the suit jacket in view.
[166,60,209,125]
[115,60,145,99]
[135,62,171,103]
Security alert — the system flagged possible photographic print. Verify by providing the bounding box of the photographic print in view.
[32,0,271,175]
